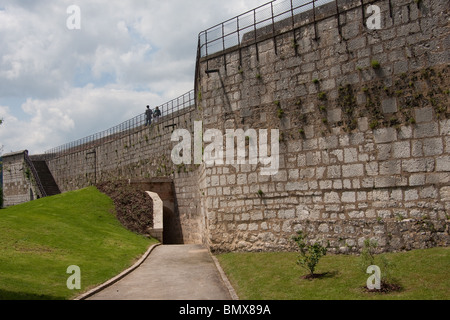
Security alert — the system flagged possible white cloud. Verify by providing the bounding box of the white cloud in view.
[0,0,267,155]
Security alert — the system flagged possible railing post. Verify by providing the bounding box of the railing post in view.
[253,8,259,61]
[313,0,319,40]
[237,16,243,67]
[290,0,294,27]
[271,2,277,55]
[336,0,342,38]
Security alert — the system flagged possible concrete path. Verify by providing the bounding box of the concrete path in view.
[86,244,234,300]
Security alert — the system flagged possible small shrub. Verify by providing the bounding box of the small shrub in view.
[359,239,400,292]
[292,231,329,278]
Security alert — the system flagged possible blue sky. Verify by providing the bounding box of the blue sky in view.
[0,0,267,154]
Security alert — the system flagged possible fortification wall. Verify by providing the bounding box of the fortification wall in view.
[10,0,449,253]
[2,151,41,207]
[196,0,450,252]
[46,107,206,245]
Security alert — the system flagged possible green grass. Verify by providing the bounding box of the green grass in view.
[217,247,450,300]
[0,187,157,300]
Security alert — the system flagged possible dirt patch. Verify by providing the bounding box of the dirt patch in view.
[96,181,153,236]
[300,271,338,280]
[363,280,403,294]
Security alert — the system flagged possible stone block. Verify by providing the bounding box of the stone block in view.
[327,108,342,124]
[415,107,433,123]
[374,127,398,144]
[440,119,450,136]
[342,192,356,203]
[422,138,443,156]
[414,123,439,138]
[436,156,450,172]
[392,141,411,158]
[344,148,358,163]
[379,160,401,175]
[440,186,450,202]
[409,174,426,186]
[358,117,369,132]
[324,192,340,203]
[405,189,419,201]
[426,173,450,185]
[327,165,341,179]
[419,186,438,199]
[306,151,321,166]
[342,164,364,177]
[375,176,396,188]
[381,98,398,114]
[402,158,435,173]
[365,162,379,176]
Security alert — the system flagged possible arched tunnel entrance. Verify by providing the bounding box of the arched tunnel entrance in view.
[162,207,183,245]
[131,178,184,245]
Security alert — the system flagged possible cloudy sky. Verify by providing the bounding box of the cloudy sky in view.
[0,0,266,155]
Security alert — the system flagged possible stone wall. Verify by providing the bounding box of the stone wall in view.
[4,0,449,253]
[2,151,41,207]
[45,107,206,245]
[196,0,450,252]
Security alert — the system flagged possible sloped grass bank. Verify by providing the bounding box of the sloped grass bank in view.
[217,247,450,300]
[0,187,156,300]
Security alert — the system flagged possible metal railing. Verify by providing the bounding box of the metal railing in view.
[45,90,195,157]
[198,0,336,58]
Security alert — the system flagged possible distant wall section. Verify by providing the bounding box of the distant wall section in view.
[2,151,42,207]
[46,107,207,245]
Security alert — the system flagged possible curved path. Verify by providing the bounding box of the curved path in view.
[84,244,235,300]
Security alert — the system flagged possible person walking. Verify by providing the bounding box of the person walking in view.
[154,106,161,123]
[145,106,153,126]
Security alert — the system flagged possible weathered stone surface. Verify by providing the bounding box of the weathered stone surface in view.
[5,0,449,255]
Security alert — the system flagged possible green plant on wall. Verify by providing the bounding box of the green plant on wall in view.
[24,167,31,180]
[337,84,358,131]
[371,60,381,70]
[277,108,284,119]
[318,92,327,101]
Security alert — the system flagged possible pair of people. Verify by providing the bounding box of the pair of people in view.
[145,106,161,126]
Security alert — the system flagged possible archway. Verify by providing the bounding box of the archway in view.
[163,207,183,244]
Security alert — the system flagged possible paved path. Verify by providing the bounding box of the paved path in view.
[86,244,233,300]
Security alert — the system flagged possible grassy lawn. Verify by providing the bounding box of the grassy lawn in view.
[217,247,450,300]
[0,187,157,300]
